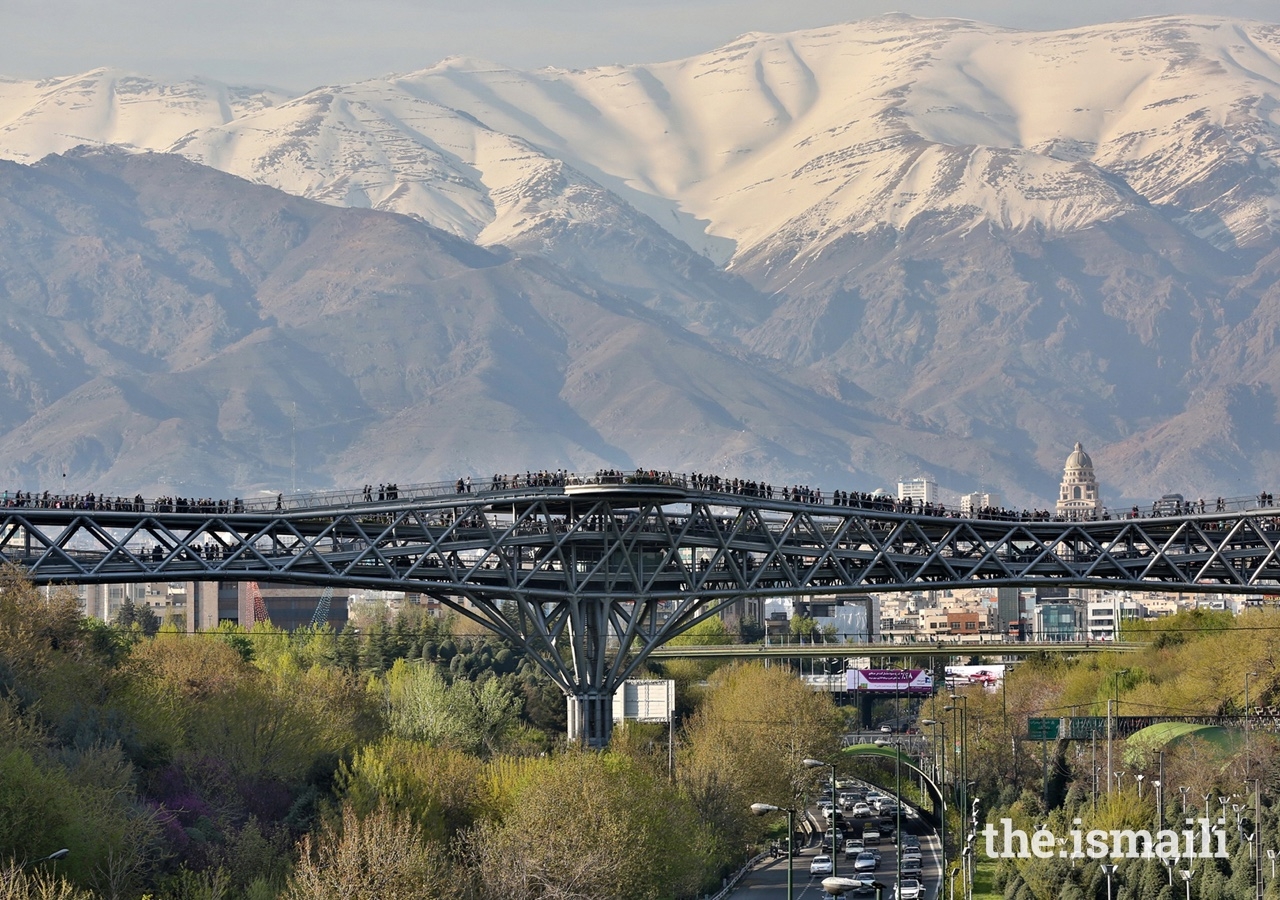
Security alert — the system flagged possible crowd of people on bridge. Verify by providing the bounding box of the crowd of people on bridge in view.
[6,468,1278,525]
[1,490,245,514]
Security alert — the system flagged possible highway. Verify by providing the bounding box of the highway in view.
[727,792,943,900]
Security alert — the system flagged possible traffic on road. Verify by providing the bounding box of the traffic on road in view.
[728,773,943,900]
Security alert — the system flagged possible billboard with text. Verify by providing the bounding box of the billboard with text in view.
[847,668,933,694]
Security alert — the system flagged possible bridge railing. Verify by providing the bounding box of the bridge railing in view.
[3,468,1277,525]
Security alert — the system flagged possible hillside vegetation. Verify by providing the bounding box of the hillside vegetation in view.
[0,569,844,899]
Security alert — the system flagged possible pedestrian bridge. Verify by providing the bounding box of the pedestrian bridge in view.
[4,471,1276,745]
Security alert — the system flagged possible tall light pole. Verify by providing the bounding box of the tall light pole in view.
[922,718,945,881]
[751,803,795,900]
[1253,778,1263,900]
[1108,669,1129,795]
[1101,863,1117,900]
[1245,671,1259,780]
[804,757,839,877]
[1179,867,1193,900]
[946,696,968,820]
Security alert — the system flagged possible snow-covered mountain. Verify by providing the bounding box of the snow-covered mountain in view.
[4,16,1280,505]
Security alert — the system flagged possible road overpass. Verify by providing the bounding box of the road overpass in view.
[647,640,1143,660]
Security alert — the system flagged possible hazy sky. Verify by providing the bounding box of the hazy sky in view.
[5,0,1279,90]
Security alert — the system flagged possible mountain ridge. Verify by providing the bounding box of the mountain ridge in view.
[3,16,1280,506]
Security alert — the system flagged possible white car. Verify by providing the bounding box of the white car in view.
[810,855,834,878]
[896,878,923,900]
[851,802,872,817]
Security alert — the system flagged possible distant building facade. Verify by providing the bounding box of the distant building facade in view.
[960,492,1002,515]
[1034,601,1083,642]
[898,478,937,507]
[1056,442,1102,519]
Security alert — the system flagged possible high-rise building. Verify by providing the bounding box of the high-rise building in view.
[960,492,1002,515]
[996,587,1022,636]
[1056,442,1102,519]
[898,477,936,506]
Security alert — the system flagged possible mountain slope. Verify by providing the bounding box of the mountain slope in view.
[0,149,996,498]
[3,17,1280,504]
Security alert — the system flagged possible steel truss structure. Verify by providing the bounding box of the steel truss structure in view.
[5,479,1280,745]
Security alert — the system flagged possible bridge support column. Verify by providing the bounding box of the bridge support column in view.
[563,597,618,748]
[566,691,615,749]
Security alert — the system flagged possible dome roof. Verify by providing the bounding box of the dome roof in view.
[1064,441,1093,471]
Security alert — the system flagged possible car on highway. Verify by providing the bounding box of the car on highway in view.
[848,873,877,894]
[853,851,878,873]
[810,855,834,878]
[851,802,872,818]
[901,854,923,876]
[880,724,894,733]
[844,839,864,858]
[895,877,923,900]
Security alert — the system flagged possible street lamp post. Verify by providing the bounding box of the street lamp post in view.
[1180,867,1193,900]
[922,718,946,881]
[804,757,839,877]
[751,803,795,900]
[967,790,979,900]
[1108,669,1129,795]
[1101,863,1117,900]
[21,849,69,869]
[1245,671,1259,779]
[1179,786,1190,815]
[945,696,969,830]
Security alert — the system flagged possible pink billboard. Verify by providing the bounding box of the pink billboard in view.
[847,668,934,694]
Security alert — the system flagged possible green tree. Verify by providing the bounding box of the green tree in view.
[790,615,818,640]
[681,663,841,828]
[385,661,523,757]
[337,738,484,841]
[465,751,710,900]
[113,598,160,636]
[283,802,456,900]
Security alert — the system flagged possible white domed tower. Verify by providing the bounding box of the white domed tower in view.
[1056,442,1102,519]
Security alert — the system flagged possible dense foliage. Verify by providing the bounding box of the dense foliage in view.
[929,607,1280,900]
[0,576,841,899]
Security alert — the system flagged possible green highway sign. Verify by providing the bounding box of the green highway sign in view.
[1027,717,1060,741]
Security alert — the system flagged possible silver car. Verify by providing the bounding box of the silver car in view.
[853,851,878,873]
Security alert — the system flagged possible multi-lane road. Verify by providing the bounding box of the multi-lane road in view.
[727,795,943,900]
